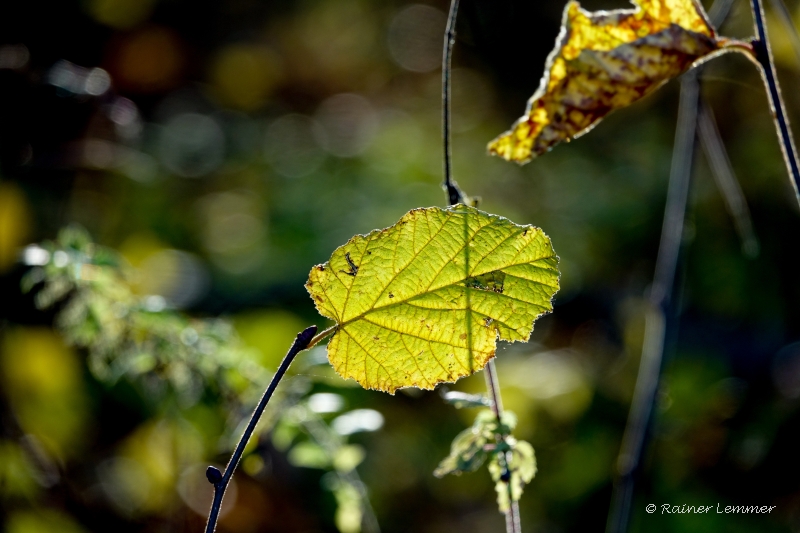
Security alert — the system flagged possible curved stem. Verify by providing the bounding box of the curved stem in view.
[204,325,317,533]
[750,0,800,206]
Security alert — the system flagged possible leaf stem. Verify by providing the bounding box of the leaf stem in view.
[308,324,336,350]
[749,0,800,206]
[483,357,504,418]
[204,325,317,533]
[442,0,466,205]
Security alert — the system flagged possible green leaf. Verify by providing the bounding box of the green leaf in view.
[488,437,537,512]
[510,440,537,485]
[433,424,489,477]
[433,409,518,477]
[306,205,559,393]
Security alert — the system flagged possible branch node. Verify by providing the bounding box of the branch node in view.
[206,466,222,485]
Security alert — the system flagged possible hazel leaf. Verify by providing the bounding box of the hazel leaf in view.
[488,0,748,164]
[306,205,559,393]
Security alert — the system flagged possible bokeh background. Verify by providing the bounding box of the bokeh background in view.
[2,0,800,531]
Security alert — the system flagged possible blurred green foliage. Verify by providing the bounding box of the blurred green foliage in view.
[435,409,536,512]
[10,227,383,531]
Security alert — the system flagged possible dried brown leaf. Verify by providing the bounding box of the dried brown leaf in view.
[488,0,749,164]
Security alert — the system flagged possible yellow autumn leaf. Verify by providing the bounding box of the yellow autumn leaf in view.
[488,0,748,164]
[306,205,560,394]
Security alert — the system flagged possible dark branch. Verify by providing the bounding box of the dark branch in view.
[442,0,467,206]
[750,0,800,206]
[204,325,317,533]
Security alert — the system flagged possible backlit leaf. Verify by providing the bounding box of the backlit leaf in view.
[306,205,559,393]
[488,0,748,164]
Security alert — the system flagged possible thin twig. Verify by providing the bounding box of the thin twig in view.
[204,325,317,533]
[768,0,800,66]
[606,2,740,530]
[441,1,519,530]
[697,100,760,257]
[442,0,466,205]
[750,0,800,206]
[606,71,701,533]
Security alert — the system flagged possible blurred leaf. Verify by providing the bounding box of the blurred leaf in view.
[331,409,384,435]
[210,44,280,111]
[24,227,261,403]
[488,438,536,512]
[271,418,300,452]
[488,0,747,163]
[1,328,89,459]
[508,439,537,498]
[0,182,31,273]
[306,205,559,393]
[333,444,366,473]
[433,424,489,477]
[441,389,492,409]
[234,310,307,369]
[0,440,40,501]
[434,410,518,477]
[106,419,203,514]
[6,508,87,533]
[288,441,330,469]
[86,0,156,29]
[331,479,363,533]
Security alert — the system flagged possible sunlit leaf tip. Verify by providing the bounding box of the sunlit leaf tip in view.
[488,0,750,164]
[306,205,560,394]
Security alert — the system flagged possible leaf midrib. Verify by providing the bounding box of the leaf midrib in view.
[336,254,558,330]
